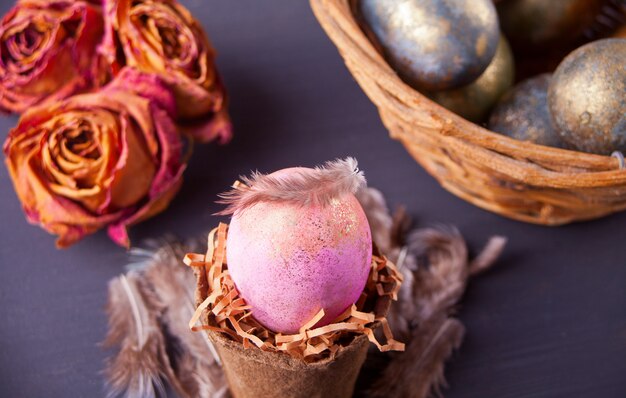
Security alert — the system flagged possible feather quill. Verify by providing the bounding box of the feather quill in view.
[175,351,229,398]
[368,317,465,398]
[469,236,508,276]
[140,241,226,397]
[217,157,366,214]
[355,188,505,398]
[103,273,178,398]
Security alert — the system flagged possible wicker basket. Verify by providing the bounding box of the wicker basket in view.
[310,0,626,225]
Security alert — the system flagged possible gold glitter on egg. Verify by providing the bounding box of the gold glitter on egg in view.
[359,0,500,91]
[429,35,515,123]
[548,38,626,155]
[330,197,358,237]
[489,74,563,148]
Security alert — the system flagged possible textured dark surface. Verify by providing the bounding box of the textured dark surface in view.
[0,1,625,397]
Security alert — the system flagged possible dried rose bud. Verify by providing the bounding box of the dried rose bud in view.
[3,68,185,248]
[101,0,232,143]
[0,0,107,114]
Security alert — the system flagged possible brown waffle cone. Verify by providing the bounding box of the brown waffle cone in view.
[192,259,381,398]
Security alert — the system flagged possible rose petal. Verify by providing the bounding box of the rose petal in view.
[0,0,107,114]
[179,106,233,144]
[107,102,185,248]
[105,66,177,118]
[101,0,230,142]
[4,68,183,248]
[108,116,156,209]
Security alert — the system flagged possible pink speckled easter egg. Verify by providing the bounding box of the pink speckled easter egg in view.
[226,169,372,334]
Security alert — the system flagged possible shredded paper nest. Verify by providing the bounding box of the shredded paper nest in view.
[183,222,405,362]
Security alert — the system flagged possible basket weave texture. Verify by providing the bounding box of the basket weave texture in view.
[311,0,626,225]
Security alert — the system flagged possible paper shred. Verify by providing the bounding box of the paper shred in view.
[378,318,406,352]
[191,324,239,340]
[278,340,303,351]
[189,296,213,330]
[182,253,205,267]
[306,322,362,339]
[299,309,325,333]
[331,305,354,323]
[204,227,218,284]
[207,224,227,289]
[350,306,376,323]
[228,316,265,348]
[364,329,383,350]
[211,291,235,315]
[304,342,328,357]
[185,224,405,360]
[275,333,305,344]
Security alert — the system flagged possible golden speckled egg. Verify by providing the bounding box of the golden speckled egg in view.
[497,0,605,51]
[548,39,626,155]
[489,74,563,147]
[429,35,514,123]
[359,0,500,91]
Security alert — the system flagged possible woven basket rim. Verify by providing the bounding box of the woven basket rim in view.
[310,0,626,183]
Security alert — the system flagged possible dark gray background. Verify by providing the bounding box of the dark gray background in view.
[1,1,625,397]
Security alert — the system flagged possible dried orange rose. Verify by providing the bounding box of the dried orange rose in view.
[0,0,107,114]
[101,0,231,143]
[3,68,185,248]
